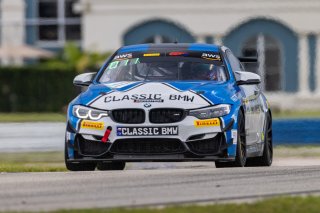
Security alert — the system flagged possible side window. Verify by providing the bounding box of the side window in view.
[226,50,244,72]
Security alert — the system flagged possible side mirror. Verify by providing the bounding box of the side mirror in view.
[73,72,97,87]
[234,71,261,85]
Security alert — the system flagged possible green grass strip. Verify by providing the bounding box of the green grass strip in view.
[272,110,320,119]
[0,152,66,172]
[28,196,320,213]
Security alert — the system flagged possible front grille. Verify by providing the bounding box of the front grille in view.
[76,135,110,156]
[149,108,186,123]
[112,109,145,124]
[110,138,186,154]
[187,133,226,155]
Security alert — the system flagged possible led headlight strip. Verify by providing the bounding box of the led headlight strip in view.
[72,105,109,120]
[189,104,231,119]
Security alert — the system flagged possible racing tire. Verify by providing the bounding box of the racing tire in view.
[246,112,273,167]
[215,110,247,168]
[97,162,126,171]
[64,142,96,171]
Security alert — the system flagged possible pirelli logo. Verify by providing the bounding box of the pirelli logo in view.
[194,118,220,127]
[81,120,104,130]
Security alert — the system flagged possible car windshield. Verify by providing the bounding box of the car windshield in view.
[99,52,228,83]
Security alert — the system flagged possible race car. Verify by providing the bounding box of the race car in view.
[65,43,273,171]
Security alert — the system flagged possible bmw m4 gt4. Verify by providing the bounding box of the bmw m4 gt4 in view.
[65,43,272,171]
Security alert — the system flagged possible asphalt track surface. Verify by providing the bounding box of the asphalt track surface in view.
[1,122,320,211]
[1,165,320,212]
[0,122,65,152]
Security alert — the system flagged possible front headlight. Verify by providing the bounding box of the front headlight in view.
[189,104,231,119]
[72,105,109,120]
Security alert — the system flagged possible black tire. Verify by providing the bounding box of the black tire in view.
[246,112,273,167]
[97,162,126,171]
[64,142,96,171]
[215,110,247,168]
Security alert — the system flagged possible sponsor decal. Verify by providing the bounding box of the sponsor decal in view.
[104,94,195,103]
[114,53,132,60]
[143,53,160,57]
[261,132,265,141]
[81,120,104,130]
[169,52,188,56]
[194,118,220,127]
[231,129,237,144]
[231,93,240,102]
[108,61,120,70]
[169,94,194,102]
[117,126,178,136]
[90,82,212,110]
[201,53,221,61]
[104,94,163,103]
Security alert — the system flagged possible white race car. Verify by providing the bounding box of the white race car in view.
[65,43,273,171]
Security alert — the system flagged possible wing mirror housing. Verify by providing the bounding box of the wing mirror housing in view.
[73,72,97,87]
[235,71,261,85]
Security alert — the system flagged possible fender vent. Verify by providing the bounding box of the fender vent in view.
[76,135,110,156]
[187,133,226,155]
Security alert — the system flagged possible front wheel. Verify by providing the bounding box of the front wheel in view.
[215,110,247,168]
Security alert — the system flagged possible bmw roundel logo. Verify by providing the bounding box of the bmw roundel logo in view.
[144,103,152,108]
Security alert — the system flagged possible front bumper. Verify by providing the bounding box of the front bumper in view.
[66,114,236,162]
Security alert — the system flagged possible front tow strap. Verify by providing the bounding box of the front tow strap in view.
[101,126,112,143]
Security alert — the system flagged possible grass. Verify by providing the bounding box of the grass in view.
[18,196,320,213]
[274,145,320,158]
[0,113,66,122]
[0,151,67,172]
[272,110,320,119]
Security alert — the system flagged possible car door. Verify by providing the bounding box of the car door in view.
[225,50,260,146]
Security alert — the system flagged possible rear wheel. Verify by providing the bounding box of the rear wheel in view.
[64,142,96,171]
[215,110,247,168]
[97,162,126,171]
[246,112,273,167]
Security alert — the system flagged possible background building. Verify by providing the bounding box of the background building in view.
[0,0,81,52]
[25,0,81,51]
[1,0,320,109]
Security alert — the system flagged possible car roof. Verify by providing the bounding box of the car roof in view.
[118,43,221,53]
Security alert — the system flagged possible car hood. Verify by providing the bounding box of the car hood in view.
[80,81,237,110]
